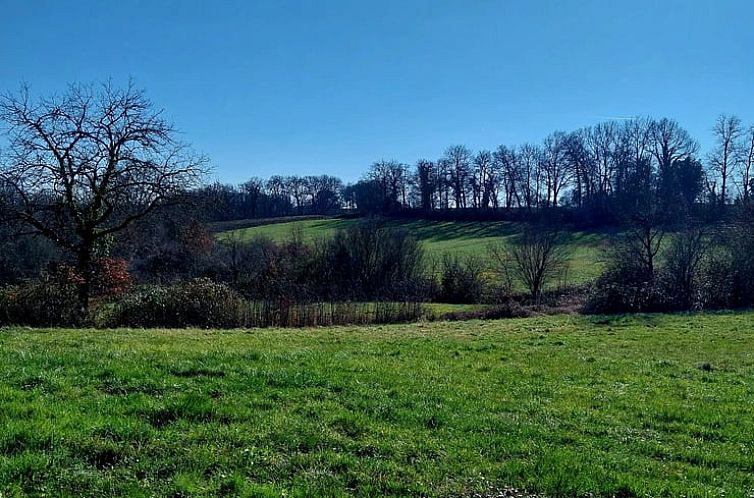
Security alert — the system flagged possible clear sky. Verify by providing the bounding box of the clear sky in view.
[1,0,752,184]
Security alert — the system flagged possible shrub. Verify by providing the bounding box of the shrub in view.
[0,279,79,326]
[438,255,485,304]
[105,279,245,328]
[584,268,667,314]
[720,220,754,307]
[584,226,667,314]
[661,228,709,310]
[92,258,132,296]
[589,228,711,315]
[506,228,568,302]
[312,221,428,301]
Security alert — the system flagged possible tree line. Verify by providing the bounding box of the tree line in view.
[193,116,754,224]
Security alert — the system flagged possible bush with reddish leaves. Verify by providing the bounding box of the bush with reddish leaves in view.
[92,258,132,296]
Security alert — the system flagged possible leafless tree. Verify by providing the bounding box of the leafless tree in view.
[507,227,567,302]
[614,117,652,196]
[414,159,437,211]
[541,132,571,207]
[586,121,618,199]
[435,158,451,210]
[266,175,287,198]
[0,81,206,317]
[443,145,472,208]
[241,177,264,217]
[623,206,666,280]
[493,145,520,210]
[517,143,542,211]
[367,160,408,210]
[738,125,754,205]
[621,117,653,166]
[663,227,709,309]
[707,114,742,206]
[565,130,594,207]
[286,175,308,212]
[650,117,699,173]
[472,150,494,209]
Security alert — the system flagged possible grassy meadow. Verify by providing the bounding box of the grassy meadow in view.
[1,312,753,497]
[220,217,612,285]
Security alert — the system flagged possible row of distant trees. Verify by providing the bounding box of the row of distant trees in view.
[194,115,754,222]
[191,174,344,221]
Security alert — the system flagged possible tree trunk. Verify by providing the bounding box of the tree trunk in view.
[76,245,93,323]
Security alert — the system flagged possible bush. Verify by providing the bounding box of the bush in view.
[438,255,485,304]
[661,228,708,310]
[311,221,428,301]
[103,279,245,328]
[721,221,754,307]
[586,226,725,314]
[0,279,79,326]
[506,228,567,302]
[92,258,132,296]
[584,268,667,314]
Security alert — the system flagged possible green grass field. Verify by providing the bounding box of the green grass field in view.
[220,218,611,285]
[2,313,753,497]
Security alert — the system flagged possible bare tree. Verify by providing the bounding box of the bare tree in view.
[507,227,567,302]
[623,206,666,280]
[586,122,618,199]
[650,117,699,172]
[739,125,754,205]
[443,145,472,209]
[663,227,709,309]
[622,117,653,166]
[285,175,308,212]
[493,145,520,210]
[541,132,571,207]
[517,143,542,211]
[0,82,206,317]
[707,114,742,206]
[614,117,652,197]
[367,160,408,211]
[241,177,264,217]
[472,150,494,209]
[565,130,594,207]
[266,175,287,198]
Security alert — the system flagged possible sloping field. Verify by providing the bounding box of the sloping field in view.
[220,218,611,285]
[1,312,753,497]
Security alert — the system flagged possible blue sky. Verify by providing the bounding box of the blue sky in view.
[1,0,752,183]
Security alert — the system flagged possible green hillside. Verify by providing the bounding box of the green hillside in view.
[220,217,611,285]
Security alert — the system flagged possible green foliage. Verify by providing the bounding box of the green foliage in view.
[0,313,753,496]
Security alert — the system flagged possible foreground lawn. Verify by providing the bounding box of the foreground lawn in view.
[1,313,753,497]
[221,217,610,285]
